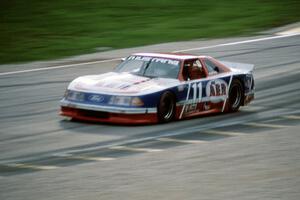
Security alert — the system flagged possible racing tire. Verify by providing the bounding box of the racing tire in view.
[157,91,176,123]
[228,79,244,112]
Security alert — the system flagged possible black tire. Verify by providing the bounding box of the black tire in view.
[228,79,244,112]
[157,91,176,123]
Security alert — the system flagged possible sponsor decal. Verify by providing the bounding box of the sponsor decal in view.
[127,56,179,66]
[206,79,228,103]
[185,103,198,113]
[151,58,179,66]
[127,56,152,62]
[88,94,104,103]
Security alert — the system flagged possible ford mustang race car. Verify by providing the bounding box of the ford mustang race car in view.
[60,53,254,124]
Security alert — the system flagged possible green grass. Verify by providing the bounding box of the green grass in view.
[1,0,299,64]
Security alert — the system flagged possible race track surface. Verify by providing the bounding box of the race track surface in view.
[0,33,300,200]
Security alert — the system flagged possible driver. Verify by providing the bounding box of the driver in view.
[184,60,205,80]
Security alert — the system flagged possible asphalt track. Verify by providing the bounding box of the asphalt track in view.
[0,31,300,200]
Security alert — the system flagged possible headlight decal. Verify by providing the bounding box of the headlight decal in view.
[64,90,149,107]
[109,96,132,106]
[66,90,85,102]
[108,96,144,107]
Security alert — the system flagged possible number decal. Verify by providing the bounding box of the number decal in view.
[191,82,202,103]
[179,81,203,119]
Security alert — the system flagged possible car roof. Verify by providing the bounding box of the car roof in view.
[133,52,207,60]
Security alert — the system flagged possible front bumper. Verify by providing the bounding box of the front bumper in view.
[60,100,158,124]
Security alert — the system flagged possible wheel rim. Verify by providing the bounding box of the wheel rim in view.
[230,85,242,109]
[161,97,174,120]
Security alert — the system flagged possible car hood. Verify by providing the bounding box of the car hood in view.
[68,72,180,95]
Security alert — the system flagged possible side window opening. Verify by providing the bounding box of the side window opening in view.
[183,59,206,80]
[205,59,220,75]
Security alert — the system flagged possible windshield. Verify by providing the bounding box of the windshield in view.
[115,55,181,79]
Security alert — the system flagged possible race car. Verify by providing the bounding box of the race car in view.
[60,53,254,124]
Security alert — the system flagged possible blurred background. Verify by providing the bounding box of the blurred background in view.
[0,0,299,64]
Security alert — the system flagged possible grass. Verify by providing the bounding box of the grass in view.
[0,0,299,64]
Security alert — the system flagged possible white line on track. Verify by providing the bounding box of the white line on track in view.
[54,153,115,161]
[0,58,121,76]
[109,146,163,153]
[157,137,207,144]
[173,33,300,53]
[5,163,59,170]
[277,27,300,36]
[243,122,290,129]
[202,130,246,136]
[240,106,265,112]
[282,115,300,120]
[0,33,299,76]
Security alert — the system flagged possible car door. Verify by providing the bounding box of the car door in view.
[179,59,207,118]
[179,58,231,119]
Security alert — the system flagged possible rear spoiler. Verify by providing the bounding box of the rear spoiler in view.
[220,61,254,73]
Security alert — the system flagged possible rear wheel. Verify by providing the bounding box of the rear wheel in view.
[157,91,175,123]
[228,79,244,112]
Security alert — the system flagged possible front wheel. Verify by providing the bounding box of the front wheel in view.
[228,79,244,112]
[157,91,175,123]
